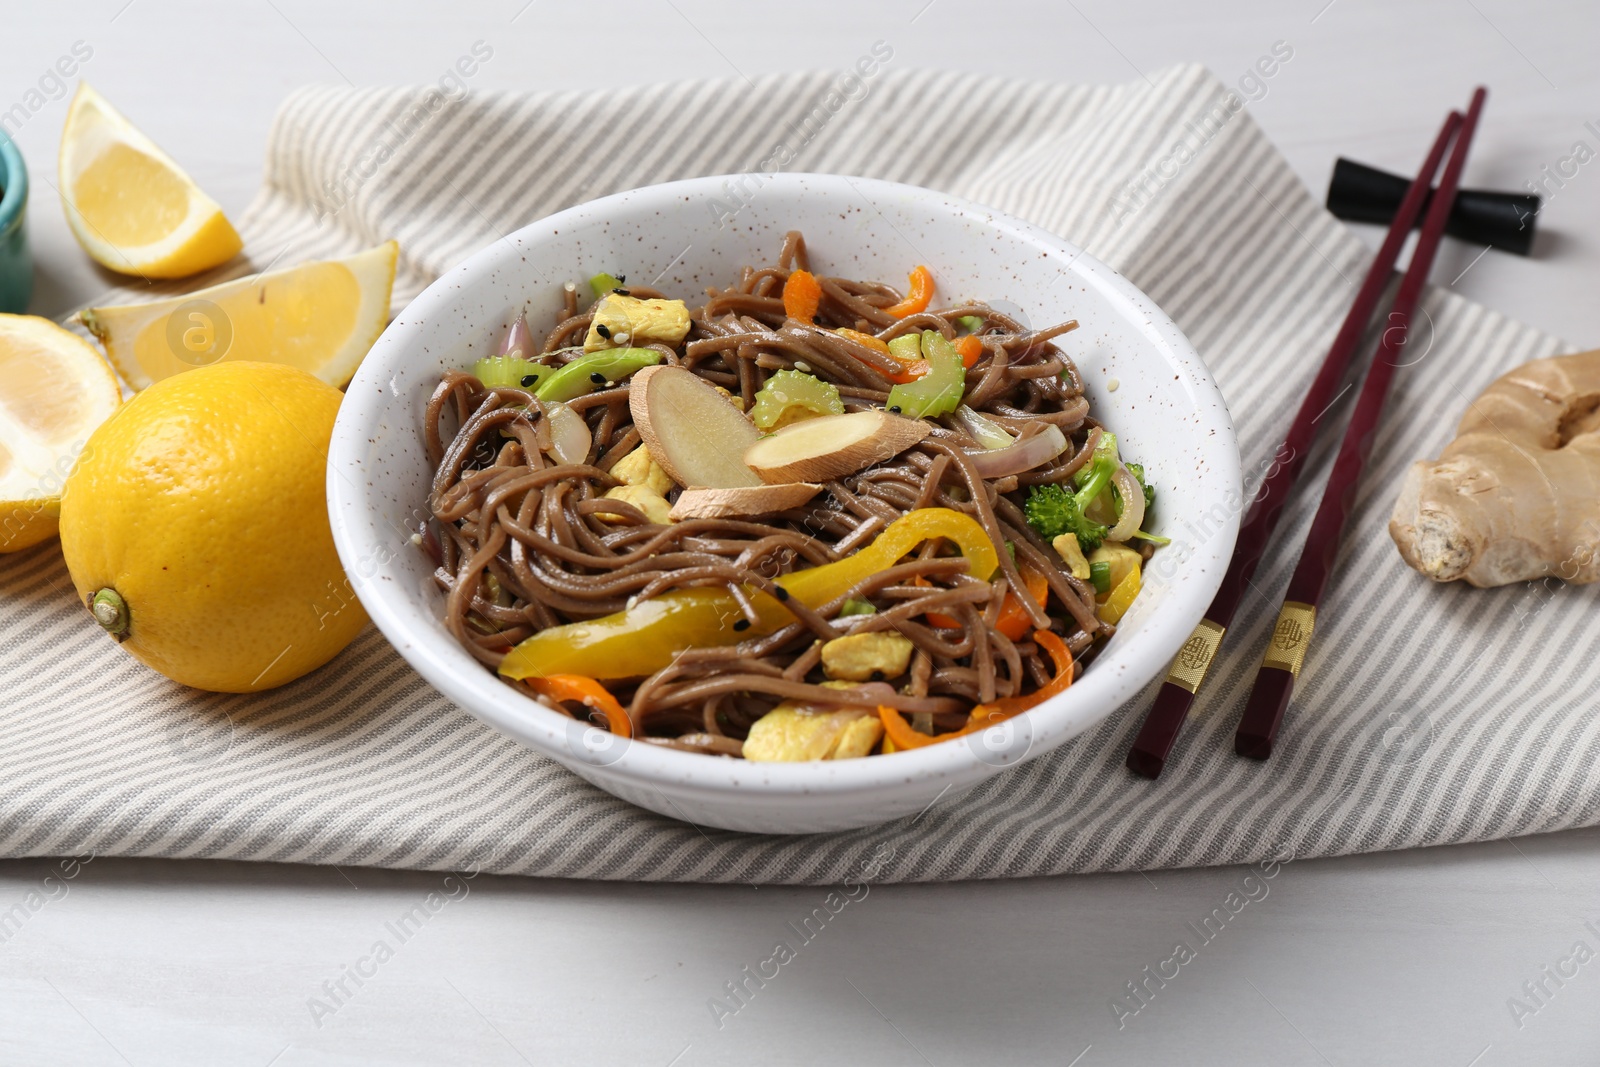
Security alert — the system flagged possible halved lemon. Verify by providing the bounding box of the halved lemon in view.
[59,83,243,279]
[79,241,398,390]
[0,315,122,552]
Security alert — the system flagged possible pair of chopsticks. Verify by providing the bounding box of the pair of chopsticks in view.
[1126,87,1488,778]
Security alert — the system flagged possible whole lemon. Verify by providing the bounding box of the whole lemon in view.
[59,361,367,692]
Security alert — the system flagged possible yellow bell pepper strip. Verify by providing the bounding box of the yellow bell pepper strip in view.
[877,629,1073,749]
[524,674,634,737]
[1096,562,1141,625]
[782,269,823,321]
[499,508,1000,681]
[884,265,934,319]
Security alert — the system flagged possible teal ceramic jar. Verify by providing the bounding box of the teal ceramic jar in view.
[0,132,32,314]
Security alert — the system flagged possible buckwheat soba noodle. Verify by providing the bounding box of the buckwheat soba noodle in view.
[421,231,1165,761]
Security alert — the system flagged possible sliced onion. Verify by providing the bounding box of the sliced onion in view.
[951,404,1015,450]
[966,423,1067,478]
[544,402,591,465]
[500,312,532,358]
[1105,463,1147,543]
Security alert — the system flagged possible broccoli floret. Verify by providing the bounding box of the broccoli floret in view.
[1025,432,1121,551]
[1023,484,1108,551]
[1126,462,1156,511]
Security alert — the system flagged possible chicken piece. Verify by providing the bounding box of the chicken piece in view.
[609,444,675,496]
[1051,533,1091,580]
[820,631,915,682]
[583,294,691,352]
[830,715,885,759]
[743,704,884,761]
[598,483,672,525]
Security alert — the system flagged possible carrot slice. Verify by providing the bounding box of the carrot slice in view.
[884,265,934,319]
[993,566,1050,641]
[924,564,1047,636]
[970,630,1074,725]
[838,327,920,383]
[783,269,823,322]
[877,630,1074,751]
[835,327,891,355]
[955,334,984,368]
[878,704,947,750]
[525,674,634,737]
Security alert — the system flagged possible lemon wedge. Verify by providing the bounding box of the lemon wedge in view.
[0,315,122,552]
[79,241,398,390]
[59,83,243,279]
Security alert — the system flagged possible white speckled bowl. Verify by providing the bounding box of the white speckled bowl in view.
[328,174,1240,834]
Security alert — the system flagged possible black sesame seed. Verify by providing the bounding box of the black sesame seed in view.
[613,288,631,296]
[888,405,902,414]
[595,324,611,339]
[812,315,823,325]
[733,619,751,631]
[616,274,626,283]
[520,374,537,387]
[590,372,606,384]
[774,587,790,602]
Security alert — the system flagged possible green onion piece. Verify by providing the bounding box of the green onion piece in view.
[473,355,547,390]
[589,272,625,298]
[838,597,877,617]
[1129,530,1172,545]
[885,330,965,419]
[956,315,985,334]
[534,348,662,403]
[887,333,923,363]
[749,369,845,430]
[1089,560,1112,595]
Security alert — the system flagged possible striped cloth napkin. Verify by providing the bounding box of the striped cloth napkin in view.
[4,63,1588,884]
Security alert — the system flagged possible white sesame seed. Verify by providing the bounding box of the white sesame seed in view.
[1107,378,1120,392]
[794,361,812,373]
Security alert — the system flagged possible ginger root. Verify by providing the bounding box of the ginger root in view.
[1390,350,1600,587]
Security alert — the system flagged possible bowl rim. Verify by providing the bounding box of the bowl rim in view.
[328,172,1241,799]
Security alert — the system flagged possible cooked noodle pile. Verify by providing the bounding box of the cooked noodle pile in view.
[422,232,1152,758]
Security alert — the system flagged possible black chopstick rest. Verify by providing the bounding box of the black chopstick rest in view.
[1327,157,1541,256]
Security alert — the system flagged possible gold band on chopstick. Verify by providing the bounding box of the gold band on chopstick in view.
[1260,601,1316,677]
[1163,619,1227,694]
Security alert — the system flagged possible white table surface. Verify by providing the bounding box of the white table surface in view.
[5,1,1600,1063]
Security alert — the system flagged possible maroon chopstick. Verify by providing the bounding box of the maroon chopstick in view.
[1234,86,1488,760]
[1123,108,1465,779]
